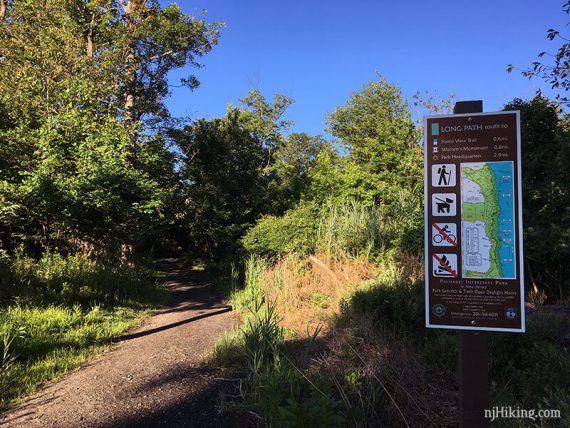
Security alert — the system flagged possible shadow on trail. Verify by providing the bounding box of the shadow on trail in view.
[98,364,255,428]
[117,307,232,342]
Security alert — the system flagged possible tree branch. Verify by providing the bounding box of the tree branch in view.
[149,50,174,61]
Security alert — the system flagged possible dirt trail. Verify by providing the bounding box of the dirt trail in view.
[1,259,245,428]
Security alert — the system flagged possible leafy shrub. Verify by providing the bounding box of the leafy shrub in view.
[242,202,320,257]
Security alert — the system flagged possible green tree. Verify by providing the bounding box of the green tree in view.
[232,89,294,153]
[116,1,222,125]
[270,132,329,211]
[0,1,218,256]
[325,75,423,206]
[176,110,268,260]
[504,96,570,298]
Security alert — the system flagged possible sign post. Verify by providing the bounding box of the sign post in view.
[424,101,524,427]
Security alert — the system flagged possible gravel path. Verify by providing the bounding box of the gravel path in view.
[0,260,248,428]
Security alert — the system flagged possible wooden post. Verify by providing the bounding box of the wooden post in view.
[453,100,489,428]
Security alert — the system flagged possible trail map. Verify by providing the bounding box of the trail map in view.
[460,161,516,279]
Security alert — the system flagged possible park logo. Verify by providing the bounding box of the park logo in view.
[432,304,446,317]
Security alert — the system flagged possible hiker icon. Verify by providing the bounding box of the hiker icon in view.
[433,253,458,277]
[431,164,456,187]
[432,193,456,216]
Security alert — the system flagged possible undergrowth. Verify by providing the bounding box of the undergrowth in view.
[0,250,166,410]
[214,252,570,427]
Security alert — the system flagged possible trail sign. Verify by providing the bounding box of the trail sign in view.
[424,111,524,332]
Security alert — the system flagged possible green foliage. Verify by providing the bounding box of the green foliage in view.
[176,110,268,261]
[242,203,320,257]
[325,74,423,207]
[0,304,147,409]
[349,274,424,334]
[242,301,284,377]
[231,89,293,150]
[245,187,423,260]
[508,1,570,106]
[0,0,221,124]
[0,249,163,306]
[317,200,383,258]
[489,309,570,426]
[302,145,347,204]
[253,365,345,428]
[0,0,219,257]
[229,256,267,313]
[0,106,175,254]
[270,133,330,211]
[503,96,570,298]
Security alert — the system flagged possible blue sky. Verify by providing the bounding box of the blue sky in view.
[165,0,568,136]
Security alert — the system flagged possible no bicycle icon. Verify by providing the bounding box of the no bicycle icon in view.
[432,223,458,247]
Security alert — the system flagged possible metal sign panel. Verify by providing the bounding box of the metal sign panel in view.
[424,111,524,332]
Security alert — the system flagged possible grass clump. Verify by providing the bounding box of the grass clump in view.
[0,304,148,409]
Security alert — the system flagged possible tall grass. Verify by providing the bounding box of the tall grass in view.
[0,249,163,306]
[315,192,423,260]
[242,193,423,261]
[0,250,164,409]
[317,200,384,258]
[0,304,148,409]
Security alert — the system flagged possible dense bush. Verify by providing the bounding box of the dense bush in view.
[242,203,320,257]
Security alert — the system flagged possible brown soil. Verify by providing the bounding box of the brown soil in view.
[0,259,251,428]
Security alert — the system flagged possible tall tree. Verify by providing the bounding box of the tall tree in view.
[326,74,423,206]
[230,89,294,168]
[0,1,219,256]
[116,1,222,126]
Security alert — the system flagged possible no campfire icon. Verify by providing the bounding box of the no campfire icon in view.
[432,253,458,278]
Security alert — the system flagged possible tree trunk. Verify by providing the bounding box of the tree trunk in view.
[86,13,95,60]
[121,0,142,125]
[124,47,136,123]
[0,0,7,23]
